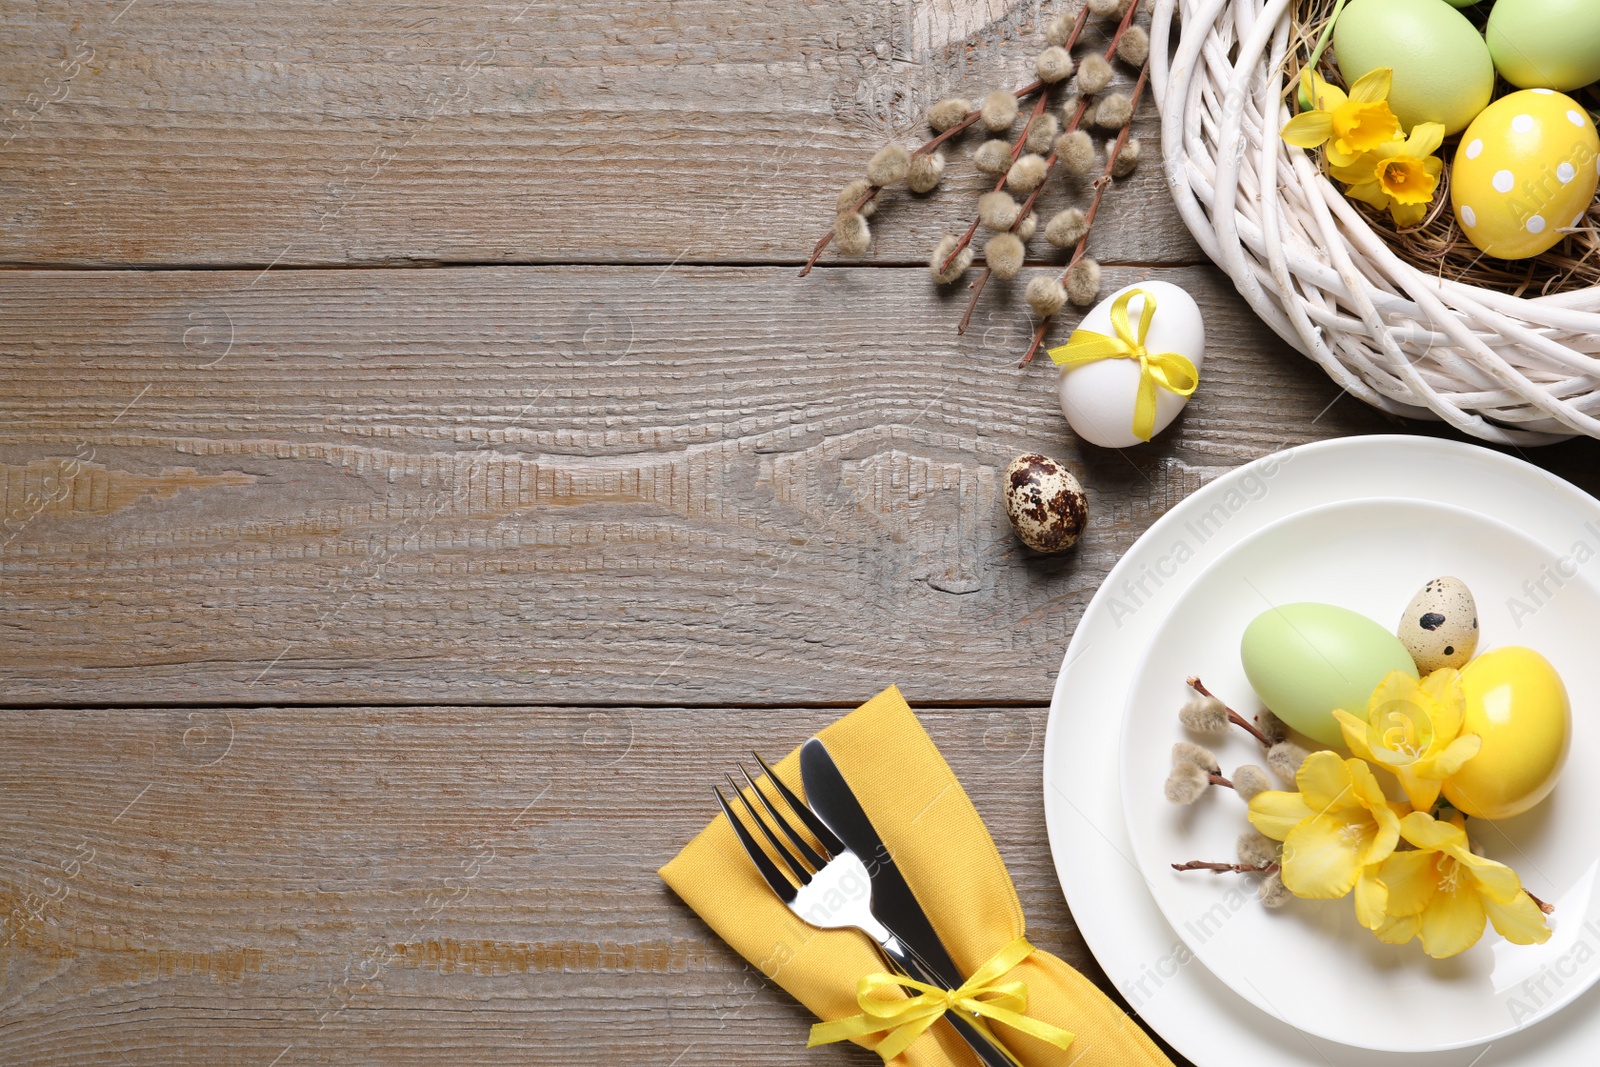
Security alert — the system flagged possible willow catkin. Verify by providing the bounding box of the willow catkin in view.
[1036,46,1075,84]
[980,90,1019,132]
[1046,207,1089,248]
[1076,54,1113,95]
[1066,257,1102,306]
[929,234,973,284]
[927,97,972,133]
[1014,212,1037,242]
[1055,130,1097,176]
[1045,12,1077,46]
[973,138,1014,175]
[1163,762,1210,805]
[1117,25,1150,67]
[1172,741,1221,774]
[978,191,1021,231]
[834,211,871,256]
[1006,153,1049,193]
[1237,829,1280,867]
[908,150,946,193]
[1026,113,1060,154]
[1087,0,1122,14]
[1232,765,1274,803]
[1026,275,1068,318]
[1093,93,1133,130]
[866,144,911,186]
[1111,137,1141,178]
[836,178,876,218]
[985,233,1026,279]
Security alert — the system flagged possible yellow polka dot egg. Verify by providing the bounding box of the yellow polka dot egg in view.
[1452,89,1599,260]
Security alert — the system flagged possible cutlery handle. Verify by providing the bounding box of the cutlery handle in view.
[881,937,1017,1067]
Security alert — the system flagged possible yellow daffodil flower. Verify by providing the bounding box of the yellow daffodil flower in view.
[1280,68,1403,168]
[1333,669,1482,812]
[1373,811,1552,959]
[1247,751,1404,928]
[1328,122,1446,228]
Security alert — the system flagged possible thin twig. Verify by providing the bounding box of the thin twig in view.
[1187,675,1273,747]
[1171,860,1280,875]
[1526,888,1556,915]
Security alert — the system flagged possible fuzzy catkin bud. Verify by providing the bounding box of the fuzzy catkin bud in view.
[1164,762,1210,805]
[1237,830,1280,868]
[978,191,1021,231]
[834,211,871,256]
[928,97,973,133]
[1014,212,1037,243]
[1026,113,1060,154]
[1110,137,1141,178]
[1268,741,1311,785]
[929,234,973,285]
[1088,0,1122,14]
[1117,25,1150,67]
[1007,153,1049,193]
[1026,275,1067,318]
[1045,207,1090,249]
[1055,130,1097,176]
[1076,54,1113,96]
[1172,741,1220,774]
[1036,46,1075,84]
[1066,257,1102,306]
[1257,709,1289,744]
[974,139,1014,175]
[1093,93,1133,130]
[908,150,946,193]
[866,144,911,187]
[1232,765,1274,802]
[837,178,876,218]
[984,233,1025,279]
[1045,12,1077,46]
[980,90,1019,132]
[1259,871,1293,908]
[1177,695,1229,733]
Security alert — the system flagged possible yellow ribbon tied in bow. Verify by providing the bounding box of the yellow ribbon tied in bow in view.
[808,936,1075,1064]
[1047,287,1199,442]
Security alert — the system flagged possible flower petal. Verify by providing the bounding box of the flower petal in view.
[1281,111,1335,148]
[1333,708,1377,761]
[1373,912,1420,945]
[1296,750,1354,813]
[1348,67,1393,104]
[1283,812,1366,899]
[1248,790,1314,841]
[1403,122,1446,159]
[1459,853,1523,904]
[1485,891,1553,946]
[1390,201,1428,228]
[1419,668,1464,732]
[1354,866,1389,930]
[1379,850,1439,917]
[1418,877,1487,959]
[1432,733,1482,777]
[1341,180,1391,211]
[1394,768,1442,812]
[1400,810,1468,852]
[1310,73,1348,111]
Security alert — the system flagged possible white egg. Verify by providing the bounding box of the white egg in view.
[1057,280,1205,449]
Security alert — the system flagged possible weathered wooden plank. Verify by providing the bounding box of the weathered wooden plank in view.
[0,704,1188,1066]
[5,261,1570,707]
[0,0,1194,267]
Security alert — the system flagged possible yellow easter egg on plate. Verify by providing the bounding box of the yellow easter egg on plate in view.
[1451,89,1600,260]
[1442,646,1570,820]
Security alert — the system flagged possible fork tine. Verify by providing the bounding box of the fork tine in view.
[739,762,828,870]
[714,786,797,904]
[725,773,813,887]
[752,751,846,856]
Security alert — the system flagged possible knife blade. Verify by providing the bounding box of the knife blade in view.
[798,737,965,987]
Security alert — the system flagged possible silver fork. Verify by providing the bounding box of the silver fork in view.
[715,755,1014,1067]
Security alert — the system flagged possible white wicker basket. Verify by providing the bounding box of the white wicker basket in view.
[1151,0,1600,445]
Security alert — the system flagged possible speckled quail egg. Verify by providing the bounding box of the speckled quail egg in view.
[1397,576,1479,672]
[1002,453,1088,553]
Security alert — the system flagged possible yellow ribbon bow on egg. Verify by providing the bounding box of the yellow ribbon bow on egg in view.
[1047,288,1199,442]
[807,936,1075,1064]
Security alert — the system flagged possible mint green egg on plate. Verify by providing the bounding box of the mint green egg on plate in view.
[1240,602,1418,747]
[1487,0,1600,91]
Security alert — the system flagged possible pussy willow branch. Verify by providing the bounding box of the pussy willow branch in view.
[1187,674,1273,747]
[797,78,1049,278]
[1019,52,1151,366]
[1172,860,1280,874]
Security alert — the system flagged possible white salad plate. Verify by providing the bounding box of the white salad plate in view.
[1042,435,1600,1067]
[1119,497,1600,1051]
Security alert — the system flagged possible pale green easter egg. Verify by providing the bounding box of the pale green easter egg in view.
[1488,0,1600,91]
[1241,603,1419,748]
[1334,0,1495,135]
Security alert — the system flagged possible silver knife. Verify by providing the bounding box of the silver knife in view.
[799,738,1015,1067]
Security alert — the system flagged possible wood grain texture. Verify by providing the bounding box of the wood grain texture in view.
[0,704,1185,1066]
[0,260,1466,706]
[0,0,1193,268]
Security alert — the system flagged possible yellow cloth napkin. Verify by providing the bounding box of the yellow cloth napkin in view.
[660,685,1176,1067]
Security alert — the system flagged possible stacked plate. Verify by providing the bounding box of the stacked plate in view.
[1042,436,1600,1064]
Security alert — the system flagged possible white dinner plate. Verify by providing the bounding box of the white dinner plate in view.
[1042,435,1600,1067]
[1120,497,1600,1051]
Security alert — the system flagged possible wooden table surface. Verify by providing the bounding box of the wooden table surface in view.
[5,2,1600,1064]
